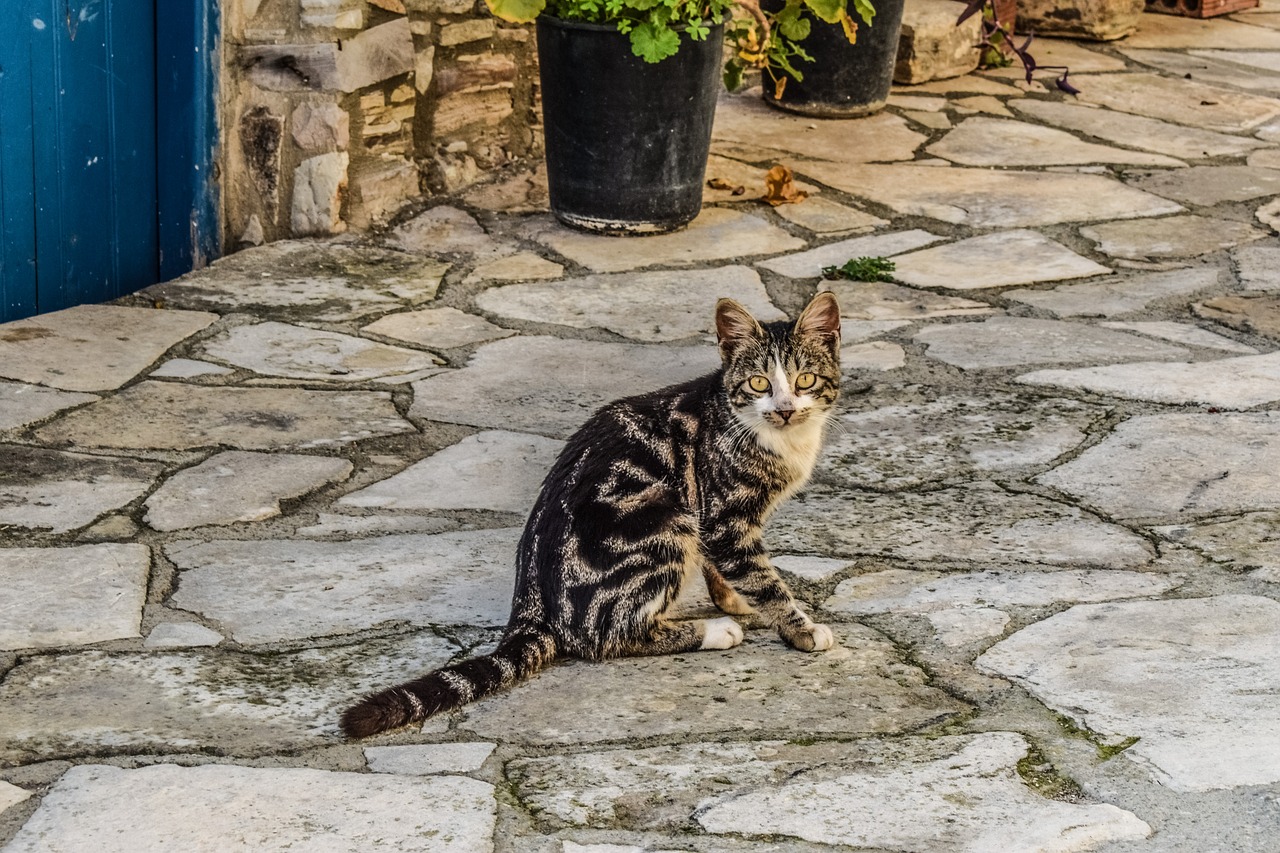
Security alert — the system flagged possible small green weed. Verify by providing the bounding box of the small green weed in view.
[821,256,896,282]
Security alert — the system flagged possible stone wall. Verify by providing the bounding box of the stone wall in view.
[221,0,540,249]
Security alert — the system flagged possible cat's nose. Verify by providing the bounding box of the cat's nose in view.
[777,409,794,422]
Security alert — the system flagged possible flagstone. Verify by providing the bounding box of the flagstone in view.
[1072,73,1280,132]
[1126,165,1280,206]
[167,528,520,644]
[1036,412,1280,520]
[827,280,996,320]
[1156,512,1280,576]
[0,305,217,392]
[842,341,907,371]
[461,163,548,213]
[295,513,456,538]
[461,624,966,745]
[1081,215,1265,260]
[474,266,784,342]
[1248,147,1280,169]
[927,117,1185,168]
[792,163,1183,228]
[200,321,445,382]
[1019,352,1280,409]
[1123,12,1280,48]
[767,483,1155,568]
[365,743,497,775]
[990,37,1129,73]
[146,241,448,321]
[1012,99,1269,160]
[901,109,952,130]
[36,382,413,450]
[927,607,1011,647]
[464,251,564,284]
[1098,321,1258,353]
[1,764,494,853]
[817,393,1103,490]
[755,229,944,278]
[0,544,150,651]
[149,358,235,378]
[701,154,818,204]
[1232,244,1280,291]
[903,76,1023,96]
[143,622,224,649]
[892,231,1110,290]
[772,195,888,234]
[1195,294,1280,339]
[1258,197,1280,232]
[713,99,926,163]
[1003,268,1222,317]
[408,337,717,438]
[951,95,1014,117]
[0,633,457,763]
[143,451,353,531]
[361,306,515,350]
[338,430,562,514]
[519,208,805,273]
[915,317,1188,369]
[385,204,509,257]
[772,554,851,581]
[0,382,96,432]
[1121,48,1280,94]
[0,447,164,534]
[887,93,947,111]
[977,595,1280,791]
[0,781,30,814]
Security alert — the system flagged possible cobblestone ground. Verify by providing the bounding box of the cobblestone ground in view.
[5,15,1280,853]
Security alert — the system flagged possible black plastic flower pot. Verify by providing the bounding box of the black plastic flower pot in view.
[762,0,906,118]
[536,16,723,235]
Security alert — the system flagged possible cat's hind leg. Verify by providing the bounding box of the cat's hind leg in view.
[618,616,744,656]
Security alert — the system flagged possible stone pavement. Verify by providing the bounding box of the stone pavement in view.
[5,13,1280,853]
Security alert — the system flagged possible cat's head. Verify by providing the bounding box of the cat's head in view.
[715,291,841,436]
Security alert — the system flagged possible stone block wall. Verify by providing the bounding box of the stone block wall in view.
[222,0,540,248]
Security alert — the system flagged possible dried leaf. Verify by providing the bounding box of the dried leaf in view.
[708,178,736,190]
[839,11,859,45]
[761,164,808,207]
[773,75,787,100]
[732,185,746,196]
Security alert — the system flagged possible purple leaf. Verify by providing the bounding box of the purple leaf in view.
[1056,72,1081,95]
[956,0,986,25]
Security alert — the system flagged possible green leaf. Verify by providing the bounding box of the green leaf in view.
[485,0,546,22]
[630,22,681,62]
[723,58,746,91]
[686,16,710,40]
[852,0,876,26]
[775,5,812,40]
[821,256,896,282]
[801,0,845,25]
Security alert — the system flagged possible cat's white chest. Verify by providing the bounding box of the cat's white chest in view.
[754,417,825,487]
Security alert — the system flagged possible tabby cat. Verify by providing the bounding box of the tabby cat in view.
[340,291,842,738]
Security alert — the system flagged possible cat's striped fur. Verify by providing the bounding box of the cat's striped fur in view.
[340,292,842,738]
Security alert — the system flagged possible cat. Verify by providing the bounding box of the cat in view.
[340,290,842,738]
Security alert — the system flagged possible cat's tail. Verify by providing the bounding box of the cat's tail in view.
[339,624,557,739]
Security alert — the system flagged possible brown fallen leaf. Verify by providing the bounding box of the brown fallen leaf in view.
[773,75,787,101]
[761,164,808,206]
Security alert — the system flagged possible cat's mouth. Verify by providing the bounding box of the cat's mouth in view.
[764,411,806,429]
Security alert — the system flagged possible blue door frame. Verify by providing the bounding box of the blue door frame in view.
[0,1,219,323]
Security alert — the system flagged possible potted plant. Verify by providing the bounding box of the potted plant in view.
[486,0,873,234]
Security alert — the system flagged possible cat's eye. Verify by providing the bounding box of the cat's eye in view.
[747,375,771,393]
[796,372,818,390]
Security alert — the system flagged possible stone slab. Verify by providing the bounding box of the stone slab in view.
[826,568,1179,615]
[1003,268,1222,317]
[0,382,96,432]
[1072,73,1280,132]
[1,764,494,852]
[1235,243,1280,292]
[928,117,1185,168]
[895,0,983,84]
[1012,99,1269,160]
[200,321,445,382]
[510,734,1149,850]
[365,743,496,774]
[294,513,455,538]
[842,341,907,371]
[0,305,217,392]
[362,306,515,351]
[818,393,1102,490]
[1082,215,1266,260]
[408,337,718,438]
[841,319,913,340]
[1126,165,1280,206]
[167,529,521,644]
[772,554,851,581]
[36,382,414,450]
[1124,13,1280,48]
[826,280,995,320]
[149,359,234,378]
[0,446,164,533]
[1156,512,1280,576]
[767,482,1154,568]
[386,205,509,256]
[338,430,562,514]
[0,544,150,651]
[144,451,353,531]
[1196,293,1280,340]
[0,633,457,762]
[773,195,888,234]
[755,229,944,278]
[892,230,1110,290]
[1123,48,1280,95]
[713,98,926,163]
[475,266,784,342]
[792,162,1183,228]
[915,317,1188,368]
[927,607,1011,647]
[1036,412,1280,521]
[1098,321,1258,353]
[0,781,30,814]
[461,624,967,744]
[147,241,448,321]
[465,252,564,284]
[520,209,805,273]
[978,595,1280,792]
[143,622,224,649]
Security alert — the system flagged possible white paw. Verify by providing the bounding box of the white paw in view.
[701,617,745,650]
[808,623,835,652]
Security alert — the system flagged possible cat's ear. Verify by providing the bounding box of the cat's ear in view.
[794,290,841,345]
[715,298,764,358]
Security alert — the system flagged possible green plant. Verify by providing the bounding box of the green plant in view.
[822,256,895,282]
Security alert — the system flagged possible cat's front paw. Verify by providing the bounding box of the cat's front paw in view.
[701,617,745,650]
[783,622,835,652]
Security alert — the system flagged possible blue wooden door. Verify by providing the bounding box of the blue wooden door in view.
[1,0,161,322]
